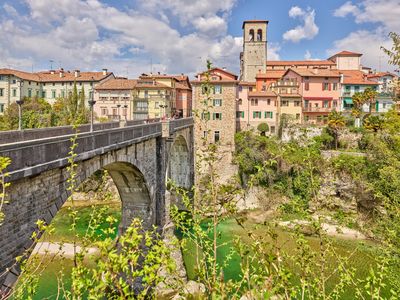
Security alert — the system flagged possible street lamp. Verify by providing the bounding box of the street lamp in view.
[16,80,24,131]
[88,88,96,132]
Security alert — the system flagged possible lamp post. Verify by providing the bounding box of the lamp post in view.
[16,80,24,131]
[88,88,96,132]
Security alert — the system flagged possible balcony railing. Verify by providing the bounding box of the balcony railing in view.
[133,107,148,112]
[303,106,333,113]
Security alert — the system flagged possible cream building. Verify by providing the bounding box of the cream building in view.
[0,68,114,113]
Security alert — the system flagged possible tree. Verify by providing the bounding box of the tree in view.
[363,115,384,133]
[327,110,345,149]
[0,97,54,130]
[352,92,365,127]
[381,32,400,104]
[257,122,269,136]
[363,87,378,113]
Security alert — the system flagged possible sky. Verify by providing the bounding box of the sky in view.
[0,0,399,78]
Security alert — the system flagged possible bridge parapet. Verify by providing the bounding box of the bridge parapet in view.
[0,118,193,182]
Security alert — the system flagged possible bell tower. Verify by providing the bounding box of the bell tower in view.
[241,20,268,82]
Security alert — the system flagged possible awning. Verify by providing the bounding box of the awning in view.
[343,98,353,104]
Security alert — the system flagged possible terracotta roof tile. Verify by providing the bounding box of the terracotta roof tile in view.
[95,79,137,90]
[285,68,341,78]
[266,60,336,66]
[332,50,362,57]
[248,91,277,97]
[340,70,379,85]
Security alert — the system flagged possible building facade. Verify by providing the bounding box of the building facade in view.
[240,20,268,82]
[0,68,114,113]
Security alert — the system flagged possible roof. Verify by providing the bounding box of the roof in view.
[256,70,286,79]
[0,68,113,82]
[175,82,191,90]
[95,79,137,90]
[284,68,341,78]
[331,50,362,57]
[135,80,171,89]
[248,91,277,97]
[191,80,239,85]
[340,70,379,85]
[367,72,397,79]
[239,81,256,86]
[266,60,336,66]
[196,67,238,80]
[279,93,302,98]
[242,20,269,28]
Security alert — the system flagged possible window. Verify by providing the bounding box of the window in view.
[213,99,222,106]
[203,131,208,139]
[249,87,253,92]
[201,112,210,120]
[61,90,65,98]
[53,83,55,86]
[42,91,46,98]
[322,82,329,91]
[28,81,31,85]
[323,100,329,108]
[333,101,337,107]
[0,104,4,113]
[36,90,40,97]
[267,99,271,105]
[236,111,244,118]
[257,29,262,41]
[113,108,117,115]
[294,101,301,107]
[213,112,222,120]
[202,86,210,94]
[354,86,360,92]
[12,80,16,84]
[253,111,262,119]
[214,131,220,143]
[250,98,258,106]
[238,98,242,105]
[0,76,3,81]
[304,115,309,121]
[296,113,300,120]
[270,126,275,134]
[304,76,309,80]
[0,88,3,96]
[12,89,17,97]
[305,82,310,91]
[28,89,32,97]
[346,85,351,90]
[249,29,254,41]
[238,86,243,92]
[264,111,273,118]
[281,100,289,106]
[155,101,159,108]
[144,90,148,98]
[101,107,108,115]
[383,103,387,109]
[214,85,222,94]
[52,90,56,98]
[333,83,338,90]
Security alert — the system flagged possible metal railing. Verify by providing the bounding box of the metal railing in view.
[302,106,333,113]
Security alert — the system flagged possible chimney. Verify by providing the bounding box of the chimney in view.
[74,69,80,78]
[50,70,55,75]
[59,70,64,78]
[102,68,107,75]
[222,67,227,71]
[152,79,156,86]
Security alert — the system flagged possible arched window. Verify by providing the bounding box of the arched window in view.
[257,29,262,41]
[249,29,254,41]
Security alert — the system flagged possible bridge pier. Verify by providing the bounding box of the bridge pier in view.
[0,118,194,294]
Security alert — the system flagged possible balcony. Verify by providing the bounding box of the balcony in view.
[133,107,148,113]
[303,106,333,113]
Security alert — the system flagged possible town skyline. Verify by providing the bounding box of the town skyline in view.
[0,0,399,78]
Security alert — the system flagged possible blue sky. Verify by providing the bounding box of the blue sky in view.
[0,0,399,77]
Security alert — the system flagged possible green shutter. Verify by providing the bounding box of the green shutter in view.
[271,112,273,118]
[264,111,267,118]
[220,113,222,120]
[253,111,256,118]
[241,111,244,118]
[213,113,215,120]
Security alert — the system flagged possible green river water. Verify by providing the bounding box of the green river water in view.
[25,205,383,299]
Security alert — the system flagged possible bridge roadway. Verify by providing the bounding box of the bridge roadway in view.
[0,118,194,294]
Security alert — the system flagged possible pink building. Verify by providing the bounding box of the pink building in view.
[237,80,277,133]
[282,68,341,124]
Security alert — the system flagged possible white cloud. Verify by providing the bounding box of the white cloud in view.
[331,0,400,72]
[333,1,360,18]
[304,50,320,61]
[327,29,394,71]
[283,6,319,43]
[333,0,400,31]
[268,43,281,60]
[0,0,242,77]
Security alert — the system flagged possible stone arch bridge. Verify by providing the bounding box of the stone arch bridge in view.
[0,118,194,292]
